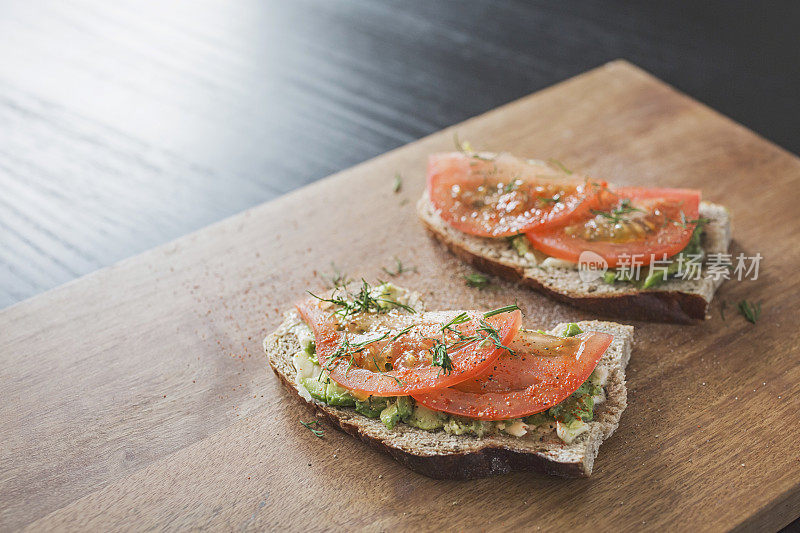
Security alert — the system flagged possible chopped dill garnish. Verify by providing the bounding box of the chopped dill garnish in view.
[614,198,642,216]
[548,158,573,175]
[350,280,385,314]
[591,198,644,222]
[436,305,519,358]
[379,298,416,314]
[324,328,407,385]
[370,353,404,385]
[503,180,519,193]
[465,273,490,289]
[309,279,415,319]
[354,332,391,348]
[393,173,402,193]
[307,290,351,311]
[440,312,470,333]
[483,304,520,318]
[453,132,472,153]
[300,420,324,437]
[676,210,711,229]
[539,193,562,205]
[476,318,516,356]
[738,300,761,324]
[453,133,492,161]
[322,331,390,377]
[389,325,414,343]
[430,339,453,375]
[439,313,476,348]
[382,257,417,277]
[325,262,351,289]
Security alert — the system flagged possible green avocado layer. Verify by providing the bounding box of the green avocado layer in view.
[525,380,602,426]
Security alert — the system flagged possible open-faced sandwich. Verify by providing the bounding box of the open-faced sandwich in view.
[265,281,633,478]
[417,147,732,323]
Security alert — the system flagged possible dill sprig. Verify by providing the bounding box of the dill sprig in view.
[370,354,404,385]
[372,327,410,386]
[325,263,351,289]
[430,339,454,375]
[539,193,563,205]
[439,312,477,348]
[433,305,520,370]
[389,325,414,343]
[309,280,416,386]
[548,158,573,175]
[591,198,644,222]
[738,300,762,324]
[373,324,415,384]
[307,290,351,311]
[476,318,516,356]
[309,279,415,319]
[382,257,417,277]
[483,304,520,318]
[440,312,470,333]
[465,273,490,289]
[453,133,492,161]
[378,297,416,314]
[676,210,711,229]
[320,330,391,378]
[324,327,410,386]
[503,180,519,193]
[353,332,391,349]
[393,173,402,193]
[350,280,387,314]
[334,332,389,360]
[300,420,324,437]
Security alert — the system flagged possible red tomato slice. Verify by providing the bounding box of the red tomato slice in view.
[412,329,613,420]
[296,300,522,397]
[427,152,609,237]
[525,187,701,267]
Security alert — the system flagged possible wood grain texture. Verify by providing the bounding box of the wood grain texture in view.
[2,62,799,532]
[1,0,797,308]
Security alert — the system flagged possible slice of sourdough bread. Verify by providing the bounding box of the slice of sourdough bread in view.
[417,192,732,323]
[265,312,633,479]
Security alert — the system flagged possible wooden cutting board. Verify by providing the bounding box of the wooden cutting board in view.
[2,60,799,532]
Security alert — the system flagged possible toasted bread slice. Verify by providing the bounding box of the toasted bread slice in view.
[417,192,732,323]
[265,312,633,479]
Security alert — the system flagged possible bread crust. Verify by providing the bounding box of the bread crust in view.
[417,194,732,324]
[266,314,633,479]
[270,362,587,478]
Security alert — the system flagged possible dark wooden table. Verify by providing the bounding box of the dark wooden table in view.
[1,0,797,309]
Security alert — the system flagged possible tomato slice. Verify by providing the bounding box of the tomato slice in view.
[427,152,609,237]
[412,329,613,420]
[525,187,701,267]
[296,300,522,397]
